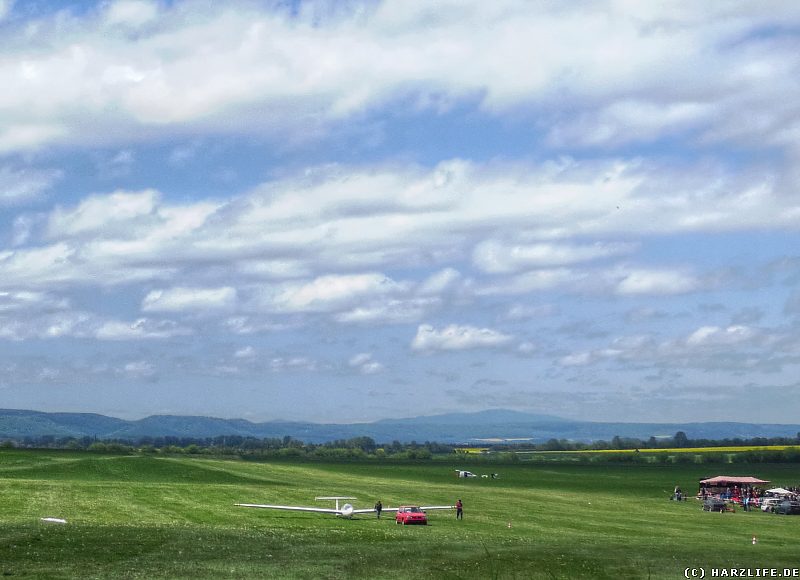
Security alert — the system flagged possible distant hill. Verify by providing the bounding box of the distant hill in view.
[0,409,128,438]
[373,409,565,426]
[0,408,798,444]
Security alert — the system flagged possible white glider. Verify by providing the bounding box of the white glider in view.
[236,496,454,518]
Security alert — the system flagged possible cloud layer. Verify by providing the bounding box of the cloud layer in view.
[0,1,798,423]
[2,1,799,154]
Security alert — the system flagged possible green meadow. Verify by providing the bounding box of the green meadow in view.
[0,451,798,579]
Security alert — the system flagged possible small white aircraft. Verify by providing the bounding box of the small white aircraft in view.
[236,496,454,519]
[455,470,477,478]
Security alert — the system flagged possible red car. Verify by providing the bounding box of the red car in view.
[395,506,427,525]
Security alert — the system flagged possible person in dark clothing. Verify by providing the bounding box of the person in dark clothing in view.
[374,500,382,519]
[456,499,463,520]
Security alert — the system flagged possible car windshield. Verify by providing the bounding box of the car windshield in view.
[406,507,422,513]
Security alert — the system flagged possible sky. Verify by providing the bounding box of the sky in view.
[1,1,800,424]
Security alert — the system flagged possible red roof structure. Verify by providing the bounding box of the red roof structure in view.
[699,476,770,486]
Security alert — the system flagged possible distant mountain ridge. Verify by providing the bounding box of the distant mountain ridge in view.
[372,409,564,426]
[0,408,798,443]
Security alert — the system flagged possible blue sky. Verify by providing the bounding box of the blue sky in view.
[1,0,800,423]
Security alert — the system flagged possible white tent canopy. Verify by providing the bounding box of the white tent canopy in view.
[765,488,793,496]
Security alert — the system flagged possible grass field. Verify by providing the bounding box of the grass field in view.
[0,451,798,579]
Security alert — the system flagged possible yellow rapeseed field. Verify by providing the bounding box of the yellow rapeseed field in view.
[532,445,799,454]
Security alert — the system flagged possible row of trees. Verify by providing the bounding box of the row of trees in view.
[0,434,455,460]
[1,431,799,462]
[525,448,800,464]
[498,431,800,452]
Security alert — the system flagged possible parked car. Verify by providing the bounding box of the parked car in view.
[761,497,783,512]
[774,500,800,515]
[395,506,428,525]
[702,498,726,512]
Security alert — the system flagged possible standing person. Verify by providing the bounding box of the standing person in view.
[374,500,382,519]
[456,499,463,520]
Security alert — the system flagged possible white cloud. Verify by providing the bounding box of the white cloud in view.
[234,346,256,359]
[267,273,407,313]
[95,150,135,179]
[548,100,713,148]
[411,323,512,353]
[223,316,289,335]
[335,297,438,324]
[559,352,593,367]
[478,269,580,296]
[142,286,237,313]
[0,291,68,312]
[47,190,157,237]
[104,0,159,28]
[504,304,557,320]
[0,165,62,206]
[348,353,372,367]
[121,360,156,379]
[685,325,757,347]
[417,268,462,295]
[0,311,172,341]
[236,259,311,280]
[0,189,219,288]
[11,214,38,246]
[558,345,631,367]
[615,269,699,296]
[0,125,66,154]
[348,352,384,374]
[195,159,800,267]
[473,240,635,274]
[0,312,91,341]
[269,357,316,372]
[359,361,384,374]
[94,318,192,340]
[554,323,789,375]
[0,241,172,288]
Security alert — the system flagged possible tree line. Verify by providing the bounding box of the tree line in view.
[0,434,454,460]
[492,431,800,452]
[1,431,799,462]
